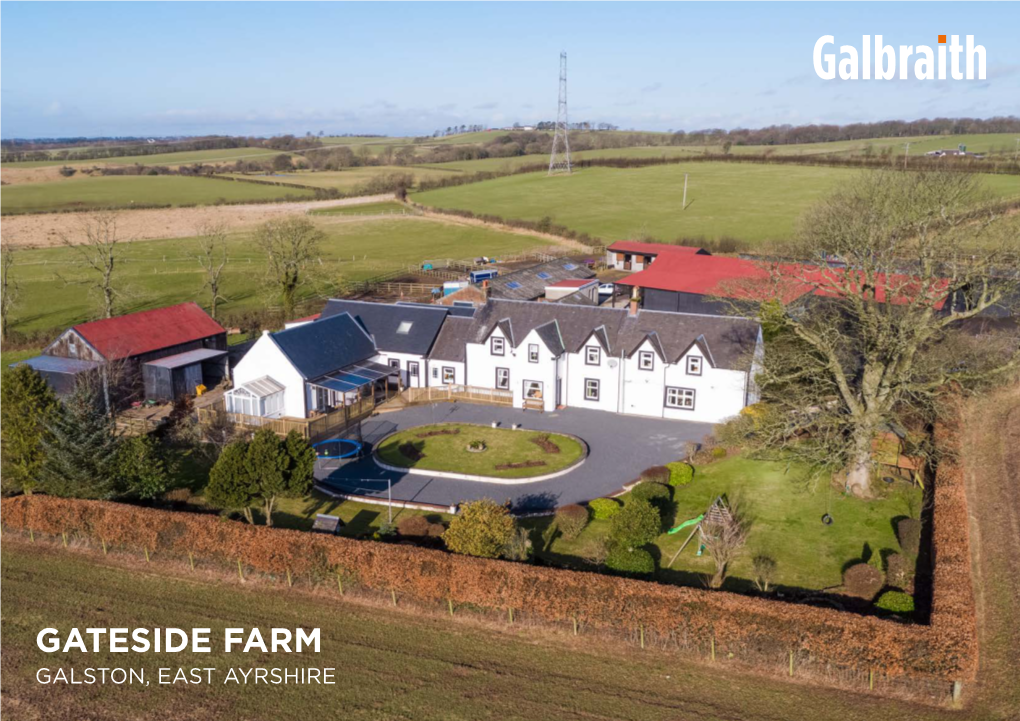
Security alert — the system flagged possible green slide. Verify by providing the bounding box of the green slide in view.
[668,514,704,535]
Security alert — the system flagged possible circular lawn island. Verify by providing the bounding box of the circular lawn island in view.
[374,423,586,480]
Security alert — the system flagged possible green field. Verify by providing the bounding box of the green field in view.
[376,423,586,479]
[238,166,459,191]
[4,217,547,334]
[1,175,317,214]
[526,455,920,591]
[4,541,980,721]
[412,164,1020,245]
[1,146,291,169]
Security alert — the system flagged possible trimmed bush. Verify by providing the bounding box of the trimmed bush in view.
[875,591,915,615]
[667,462,694,487]
[885,553,913,590]
[640,466,670,484]
[897,518,921,557]
[631,481,671,505]
[588,497,621,520]
[397,515,431,537]
[443,499,517,558]
[843,562,884,600]
[711,447,728,459]
[605,546,656,576]
[609,499,661,549]
[555,504,589,541]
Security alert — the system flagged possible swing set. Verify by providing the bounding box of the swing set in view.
[666,496,734,568]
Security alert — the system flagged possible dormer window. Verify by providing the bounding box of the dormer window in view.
[528,344,539,363]
[396,321,413,335]
[687,356,703,376]
[491,336,505,356]
[585,346,600,365]
[639,350,655,371]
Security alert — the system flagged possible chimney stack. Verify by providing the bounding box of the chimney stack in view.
[629,286,641,316]
[482,279,490,301]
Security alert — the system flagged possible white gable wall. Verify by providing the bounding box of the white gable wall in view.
[564,341,620,413]
[465,326,560,411]
[375,350,428,388]
[231,333,307,418]
[620,338,666,417]
[427,359,465,386]
[662,347,747,424]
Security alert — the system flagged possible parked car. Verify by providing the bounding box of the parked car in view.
[598,283,615,296]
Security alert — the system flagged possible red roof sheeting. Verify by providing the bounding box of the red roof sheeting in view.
[73,302,225,360]
[608,240,707,256]
[617,255,948,308]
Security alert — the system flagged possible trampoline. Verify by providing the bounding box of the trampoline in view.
[313,438,364,473]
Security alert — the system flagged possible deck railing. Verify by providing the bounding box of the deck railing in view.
[399,384,513,407]
[197,396,376,440]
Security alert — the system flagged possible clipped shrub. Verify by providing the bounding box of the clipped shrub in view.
[897,518,921,557]
[443,499,517,558]
[667,462,694,487]
[640,466,670,484]
[604,546,656,576]
[885,553,913,590]
[711,447,728,460]
[630,482,672,521]
[875,590,915,616]
[609,499,661,549]
[588,497,621,520]
[397,515,431,537]
[843,562,884,600]
[554,504,589,541]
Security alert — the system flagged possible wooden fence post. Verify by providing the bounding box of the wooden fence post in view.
[639,625,645,649]
[101,538,107,555]
[711,636,715,662]
[62,532,68,548]
[448,598,454,616]
[144,546,150,562]
[508,608,514,625]
[572,616,578,636]
[29,528,35,543]
[869,669,874,690]
[391,590,397,606]
[286,568,293,587]
[188,551,195,570]
[789,651,794,677]
[237,558,244,581]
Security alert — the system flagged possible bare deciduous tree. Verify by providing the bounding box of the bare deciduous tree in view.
[60,211,123,319]
[253,217,324,320]
[701,507,750,589]
[736,170,1019,497]
[192,223,229,320]
[1,241,19,340]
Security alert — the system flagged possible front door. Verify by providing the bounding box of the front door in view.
[388,358,402,388]
[407,361,420,387]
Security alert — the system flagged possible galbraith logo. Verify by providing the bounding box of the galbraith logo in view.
[814,35,986,80]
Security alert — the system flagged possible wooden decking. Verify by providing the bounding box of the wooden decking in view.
[399,385,513,407]
[197,396,376,440]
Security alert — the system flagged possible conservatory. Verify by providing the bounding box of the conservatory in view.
[225,376,285,418]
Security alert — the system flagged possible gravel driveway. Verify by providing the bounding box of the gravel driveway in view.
[315,403,711,512]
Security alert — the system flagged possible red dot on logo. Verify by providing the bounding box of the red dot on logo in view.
[938,35,947,43]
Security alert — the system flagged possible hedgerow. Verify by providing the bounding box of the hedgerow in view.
[605,546,656,576]
[0,403,977,687]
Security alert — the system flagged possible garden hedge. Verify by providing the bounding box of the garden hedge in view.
[0,406,976,688]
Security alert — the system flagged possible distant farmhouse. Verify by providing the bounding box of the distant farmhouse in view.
[605,240,710,272]
[15,303,227,400]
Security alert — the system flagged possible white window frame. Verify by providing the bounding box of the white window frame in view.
[432,366,440,380]
[687,355,703,376]
[491,336,505,356]
[584,378,600,401]
[442,367,456,384]
[495,367,510,390]
[585,346,601,366]
[639,350,655,371]
[665,386,696,410]
[528,343,539,363]
[523,380,544,400]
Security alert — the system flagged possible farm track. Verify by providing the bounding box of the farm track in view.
[0,194,396,248]
[961,385,1020,719]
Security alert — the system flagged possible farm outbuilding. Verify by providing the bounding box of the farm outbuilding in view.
[142,348,229,402]
[13,355,103,397]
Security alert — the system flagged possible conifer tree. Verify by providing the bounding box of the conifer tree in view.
[1,365,60,495]
[40,384,120,499]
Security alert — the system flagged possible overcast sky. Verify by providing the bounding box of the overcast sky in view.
[2,2,1018,138]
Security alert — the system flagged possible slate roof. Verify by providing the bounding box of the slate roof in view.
[553,289,597,306]
[608,240,710,257]
[63,302,225,360]
[469,299,760,371]
[319,299,450,355]
[488,259,596,301]
[428,316,474,363]
[272,312,376,380]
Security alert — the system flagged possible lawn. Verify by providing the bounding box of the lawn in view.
[4,542,976,721]
[1,175,316,214]
[526,455,922,592]
[412,164,1020,246]
[375,423,585,479]
[4,217,548,335]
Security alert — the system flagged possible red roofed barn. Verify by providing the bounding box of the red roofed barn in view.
[19,303,228,401]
